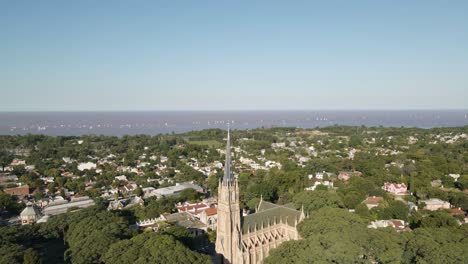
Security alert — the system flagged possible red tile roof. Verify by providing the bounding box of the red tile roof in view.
[450,208,465,216]
[204,207,217,216]
[364,196,384,205]
[177,203,210,212]
[3,185,30,196]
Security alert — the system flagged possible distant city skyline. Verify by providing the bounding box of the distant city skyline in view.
[1,1,467,111]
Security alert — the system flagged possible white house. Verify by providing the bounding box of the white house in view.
[114,175,128,182]
[448,174,460,182]
[305,179,334,191]
[77,162,97,171]
[368,219,406,232]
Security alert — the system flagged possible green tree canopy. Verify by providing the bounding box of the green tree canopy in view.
[266,208,404,264]
[293,190,344,213]
[64,210,131,264]
[101,232,211,264]
[402,227,467,264]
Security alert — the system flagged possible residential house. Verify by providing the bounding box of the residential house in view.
[338,171,351,181]
[77,162,96,171]
[10,159,26,166]
[363,196,384,209]
[305,179,333,191]
[422,198,450,211]
[368,219,407,232]
[199,207,217,230]
[114,175,128,182]
[145,182,204,199]
[338,171,362,182]
[448,174,460,182]
[3,185,30,197]
[107,196,144,211]
[383,182,407,195]
[450,208,465,217]
[176,201,211,214]
[0,174,19,187]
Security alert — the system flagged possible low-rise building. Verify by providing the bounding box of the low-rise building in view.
[422,198,450,211]
[114,175,128,182]
[107,196,144,211]
[145,182,203,199]
[199,207,217,230]
[338,171,351,181]
[450,208,465,217]
[0,174,19,187]
[368,219,407,232]
[10,159,26,166]
[363,196,384,209]
[383,182,407,195]
[77,162,97,171]
[20,202,41,225]
[305,179,333,191]
[3,185,30,197]
[338,171,362,181]
[448,174,460,182]
[43,196,95,216]
[161,212,207,236]
[176,201,211,214]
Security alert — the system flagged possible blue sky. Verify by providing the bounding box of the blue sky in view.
[1,1,467,111]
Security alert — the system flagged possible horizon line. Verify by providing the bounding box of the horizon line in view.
[1,108,467,113]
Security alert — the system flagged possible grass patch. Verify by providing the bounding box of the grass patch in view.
[187,140,222,148]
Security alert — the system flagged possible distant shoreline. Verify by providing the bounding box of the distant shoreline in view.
[1,110,467,136]
[1,109,467,113]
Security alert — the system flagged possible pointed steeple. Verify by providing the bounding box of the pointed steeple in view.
[223,124,233,185]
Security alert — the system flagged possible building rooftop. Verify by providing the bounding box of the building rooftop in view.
[20,203,41,217]
[423,198,449,205]
[242,200,303,234]
[154,182,203,197]
[43,197,95,216]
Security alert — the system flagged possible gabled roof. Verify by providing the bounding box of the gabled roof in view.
[257,200,279,212]
[20,204,41,217]
[243,200,303,234]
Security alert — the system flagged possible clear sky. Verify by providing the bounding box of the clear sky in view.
[1,1,467,111]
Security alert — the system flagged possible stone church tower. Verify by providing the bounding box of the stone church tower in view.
[216,127,242,263]
[216,127,305,264]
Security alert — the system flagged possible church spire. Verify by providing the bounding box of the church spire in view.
[216,123,241,264]
[223,124,233,184]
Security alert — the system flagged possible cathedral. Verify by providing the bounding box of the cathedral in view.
[215,128,305,264]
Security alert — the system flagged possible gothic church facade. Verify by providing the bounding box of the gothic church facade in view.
[216,129,305,264]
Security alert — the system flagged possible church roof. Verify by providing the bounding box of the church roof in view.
[257,200,278,212]
[242,201,302,234]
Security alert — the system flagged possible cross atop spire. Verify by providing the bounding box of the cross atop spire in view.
[223,123,233,184]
